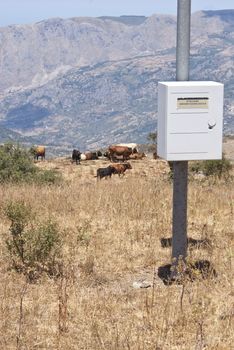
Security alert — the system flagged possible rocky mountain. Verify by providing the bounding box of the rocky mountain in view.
[0,126,35,145]
[0,10,233,154]
[0,14,176,94]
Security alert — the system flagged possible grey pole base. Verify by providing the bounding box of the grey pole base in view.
[171,161,188,278]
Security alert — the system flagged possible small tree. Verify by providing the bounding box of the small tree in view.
[147,132,157,153]
[147,132,157,144]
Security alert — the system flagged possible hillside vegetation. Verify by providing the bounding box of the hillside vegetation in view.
[0,153,233,349]
[0,143,61,184]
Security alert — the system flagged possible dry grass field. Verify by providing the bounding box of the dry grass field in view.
[223,137,234,162]
[0,152,233,350]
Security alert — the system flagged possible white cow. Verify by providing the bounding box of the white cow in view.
[116,143,138,153]
[80,153,87,160]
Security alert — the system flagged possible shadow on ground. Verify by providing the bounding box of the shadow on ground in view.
[160,237,211,249]
[158,260,217,285]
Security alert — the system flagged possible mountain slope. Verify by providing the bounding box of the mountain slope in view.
[0,49,232,151]
[0,10,233,152]
[0,10,233,94]
[0,14,177,93]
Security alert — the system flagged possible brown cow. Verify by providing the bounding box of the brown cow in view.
[109,162,132,177]
[31,145,45,161]
[84,152,97,160]
[81,151,101,160]
[116,143,138,153]
[129,152,146,160]
[108,145,132,162]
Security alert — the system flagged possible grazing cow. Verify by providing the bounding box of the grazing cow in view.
[80,153,87,161]
[116,143,138,153]
[129,152,146,160]
[85,151,98,160]
[32,145,45,161]
[72,149,81,164]
[108,145,133,162]
[81,151,102,161]
[96,166,115,180]
[110,162,132,177]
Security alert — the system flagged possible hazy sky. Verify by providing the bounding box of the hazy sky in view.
[0,0,233,26]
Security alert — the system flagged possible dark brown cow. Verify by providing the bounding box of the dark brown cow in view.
[109,162,132,177]
[108,145,132,162]
[96,166,115,180]
[72,149,81,164]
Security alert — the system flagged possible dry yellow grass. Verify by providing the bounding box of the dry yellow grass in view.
[0,155,233,350]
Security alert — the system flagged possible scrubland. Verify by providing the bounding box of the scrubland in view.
[0,155,233,350]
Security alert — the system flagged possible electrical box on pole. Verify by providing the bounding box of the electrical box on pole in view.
[157,81,224,161]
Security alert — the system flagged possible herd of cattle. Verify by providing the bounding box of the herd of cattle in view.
[33,143,148,180]
[71,143,147,179]
[71,144,146,163]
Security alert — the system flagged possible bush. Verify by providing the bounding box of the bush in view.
[202,158,232,178]
[0,143,61,184]
[34,169,62,185]
[190,154,232,179]
[5,201,61,281]
[0,143,36,183]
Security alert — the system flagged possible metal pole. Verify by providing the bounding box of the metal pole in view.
[176,0,191,81]
[171,0,191,274]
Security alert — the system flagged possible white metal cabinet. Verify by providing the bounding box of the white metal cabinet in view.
[157,81,224,161]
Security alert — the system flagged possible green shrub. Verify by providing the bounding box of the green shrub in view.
[190,154,232,179]
[189,161,202,174]
[5,201,61,281]
[0,143,36,183]
[0,143,61,184]
[202,158,232,179]
[34,169,62,185]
